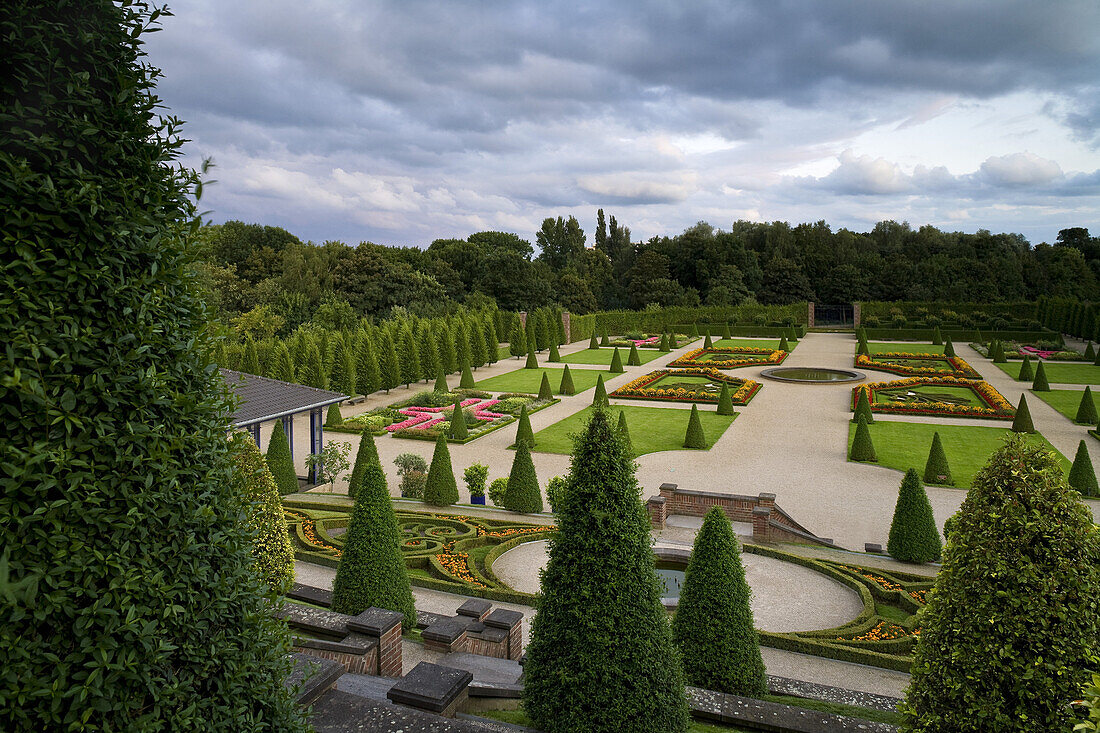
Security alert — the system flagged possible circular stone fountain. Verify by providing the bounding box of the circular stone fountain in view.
[760,366,865,383]
[492,540,864,633]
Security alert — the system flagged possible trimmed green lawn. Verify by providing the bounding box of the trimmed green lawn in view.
[1032,388,1099,424]
[846,420,1070,488]
[993,360,1100,385]
[474,366,604,395]
[866,342,945,355]
[562,347,664,366]
[872,384,985,408]
[531,405,736,456]
[712,338,788,350]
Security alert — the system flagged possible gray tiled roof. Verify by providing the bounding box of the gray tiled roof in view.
[220,369,346,427]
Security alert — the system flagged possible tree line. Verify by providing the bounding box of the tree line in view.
[194,216,1099,338]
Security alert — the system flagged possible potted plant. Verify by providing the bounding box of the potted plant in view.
[464,462,489,505]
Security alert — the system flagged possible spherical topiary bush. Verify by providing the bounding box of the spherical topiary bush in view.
[901,438,1100,732]
[672,507,766,696]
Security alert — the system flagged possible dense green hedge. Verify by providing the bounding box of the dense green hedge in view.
[858,301,1039,321]
[862,327,1058,343]
[569,303,807,343]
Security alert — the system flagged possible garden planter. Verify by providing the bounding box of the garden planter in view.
[470,495,486,505]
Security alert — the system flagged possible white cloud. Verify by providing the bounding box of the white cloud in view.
[978,152,1063,187]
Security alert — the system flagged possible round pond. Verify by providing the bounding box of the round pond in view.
[760,367,865,383]
[492,540,864,633]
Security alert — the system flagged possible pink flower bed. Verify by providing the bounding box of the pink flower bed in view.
[386,398,505,432]
[1019,346,1057,359]
[632,336,661,346]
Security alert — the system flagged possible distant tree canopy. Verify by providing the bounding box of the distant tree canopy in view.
[194,214,1099,334]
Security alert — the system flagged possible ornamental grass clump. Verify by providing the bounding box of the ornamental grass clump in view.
[503,441,542,513]
[592,374,609,407]
[684,404,707,449]
[850,415,877,462]
[514,404,535,448]
[628,343,641,366]
[538,372,554,401]
[716,383,735,416]
[265,420,300,495]
[923,432,953,486]
[887,469,942,563]
[1076,386,1098,425]
[523,411,690,733]
[901,437,1100,732]
[1011,394,1035,433]
[1017,354,1033,381]
[609,347,624,374]
[330,462,417,629]
[672,507,766,697]
[559,364,576,395]
[231,435,297,594]
[853,388,874,424]
[347,430,381,500]
[424,434,459,506]
[1032,360,1050,391]
[1068,440,1099,498]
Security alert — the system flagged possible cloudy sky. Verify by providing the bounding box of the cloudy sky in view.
[146,0,1100,247]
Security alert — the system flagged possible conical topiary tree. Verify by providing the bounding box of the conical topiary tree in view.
[932,326,943,345]
[503,441,542,513]
[600,331,610,346]
[434,366,449,393]
[943,336,955,357]
[703,333,713,349]
[716,383,735,416]
[1012,393,1035,433]
[690,323,699,338]
[856,339,869,356]
[1075,386,1097,425]
[992,340,1007,364]
[1032,361,1050,391]
[347,430,380,500]
[722,323,732,339]
[522,411,690,732]
[460,356,475,389]
[850,415,877,461]
[1086,342,1096,361]
[525,342,539,369]
[778,335,790,351]
[514,404,535,448]
[589,332,599,349]
[659,333,670,352]
[684,404,706,449]
[592,374,609,407]
[854,388,874,424]
[424,434,459,506]
[672,506,766,696]
[1068,440,1099,498]
[1017,354,1033,381]
[549,340,561,363]
[449,395,468,440]
[265,420,300,495]
[617,410,633,455]
[325,403,343,427]
[559,364,576,395]
[669,333,679,349]
[628,342,641,366]
[887,469,943,563]
[230,435,296,594]
[1,6,309,726]
[330,462,417,629]
[609,347,624,374]
[901,438,1100,732]
[1094,347,1100,366]
[923,432,953,486]
[538,372,554,401]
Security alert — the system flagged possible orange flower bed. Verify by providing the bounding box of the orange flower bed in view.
[856,352,981,379]
[611,368,760,405]
[435,552,486,588]
[669,347,787,369]
[841,621,912,642]
[852,376,1014,419]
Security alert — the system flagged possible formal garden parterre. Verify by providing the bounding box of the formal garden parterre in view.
[853,377,1015,419]
[669,346,788,369]
[612,368,761,405]
[855,352,982,379]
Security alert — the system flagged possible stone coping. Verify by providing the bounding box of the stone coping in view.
[388,662,474,714]
[287,653,344,707]
[687,686,896,732]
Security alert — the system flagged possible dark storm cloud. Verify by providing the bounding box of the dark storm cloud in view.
[143,0,1100,245]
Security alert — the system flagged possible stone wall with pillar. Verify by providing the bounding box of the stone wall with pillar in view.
[561,311,571,343]
[807,302,815,328]
[853,302,861,328]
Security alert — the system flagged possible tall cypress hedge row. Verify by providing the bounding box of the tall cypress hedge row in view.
[0,3,308,728]
[523,411,689,732]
